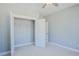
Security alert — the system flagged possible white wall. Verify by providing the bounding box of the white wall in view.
[46,5,79,50]
[0,3,39,53]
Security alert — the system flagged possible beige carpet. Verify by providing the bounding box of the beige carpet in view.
[14,43,79,56]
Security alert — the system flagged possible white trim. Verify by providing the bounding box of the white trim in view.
[15,42,33,48]
[13,14,37,20]
[49,42,79,53]
[10,12,15,56]
[0,51,10,56]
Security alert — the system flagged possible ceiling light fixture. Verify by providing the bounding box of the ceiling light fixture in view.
[42,3,58,8]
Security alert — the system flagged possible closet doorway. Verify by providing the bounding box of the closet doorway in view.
[14,18,34,47]
[10,12,47,56]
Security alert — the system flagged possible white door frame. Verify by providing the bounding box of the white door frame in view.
[10,12,37,56]
[10,12,47,56]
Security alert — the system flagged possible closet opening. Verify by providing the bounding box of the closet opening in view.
[14,17,35,55]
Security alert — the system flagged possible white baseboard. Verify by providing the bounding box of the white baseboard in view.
[49,42,79,53]
[0,51,10,56]
[15,42,33,48]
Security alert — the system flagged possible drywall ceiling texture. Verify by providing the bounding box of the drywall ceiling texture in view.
[0,3,40,54]
[46,4,79,50]
[39,3,77,17]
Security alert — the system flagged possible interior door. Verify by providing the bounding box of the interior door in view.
[35,19,46,47]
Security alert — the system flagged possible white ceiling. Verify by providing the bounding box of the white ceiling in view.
[37,3,78,16]
[0,3,78,17]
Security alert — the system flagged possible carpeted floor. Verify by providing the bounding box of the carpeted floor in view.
[14,43,79,56]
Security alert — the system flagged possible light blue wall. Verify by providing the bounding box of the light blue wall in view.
[47,5,79,50]
[0,14,10,53]
[0,27,2,52]
[0,3,39,53]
